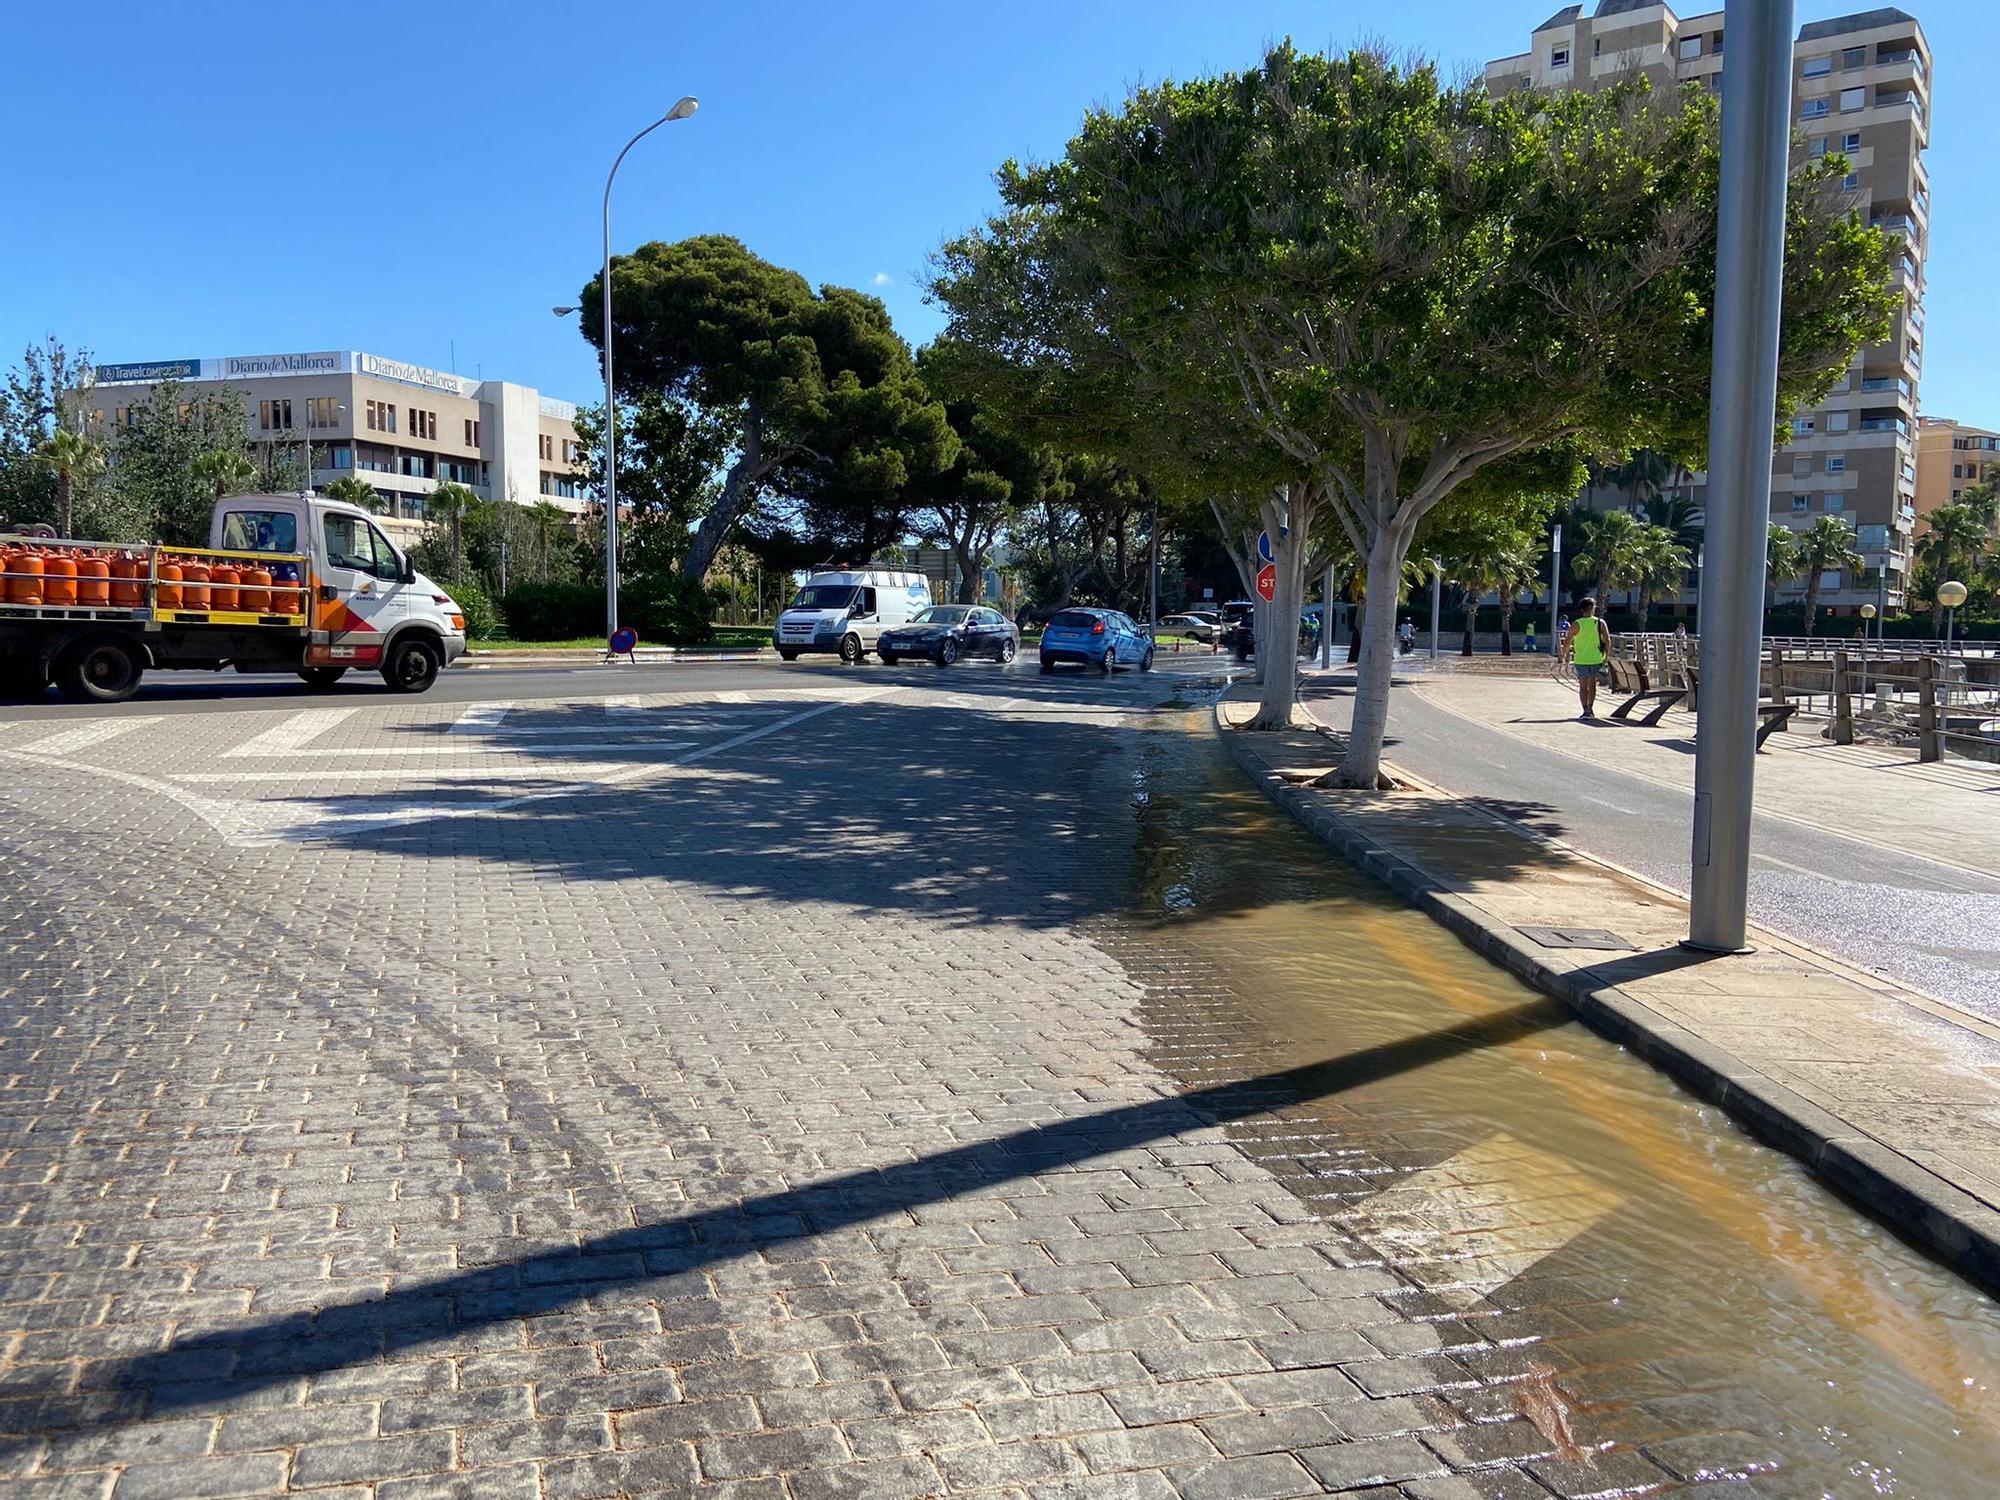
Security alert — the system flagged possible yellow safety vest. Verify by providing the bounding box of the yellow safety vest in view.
[1573,617,1607,666]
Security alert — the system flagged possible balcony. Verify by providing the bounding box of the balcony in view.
[1870,213,1916,238]
[1859,416,1908,436]
[1875,48,1926,82]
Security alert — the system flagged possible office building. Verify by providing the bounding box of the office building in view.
[81,351,588,545]
[1488,5,1931,613]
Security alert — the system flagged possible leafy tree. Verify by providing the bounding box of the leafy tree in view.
[106,380,255,544]
[191,449,258,509]
[1570,509,1646,609]
[526,501,577,584]
[1766,523,1803,602]
[322,474,384,512]
[1914,501,1990,631]
[572,392,732,577]
[0,337,93,531]
[33,430,105,538]
[576,234,956,582]
[424,481,480,582]
[1796,515,1862,637]
[933,46,1894,785]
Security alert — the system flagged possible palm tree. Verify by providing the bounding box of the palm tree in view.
[33,430,106,539]
[1796,516,1862,638]
[191,449,258,510]
[528,501,570,583]
[426,482,481,581]
[1570,508,1644,611]
[1766,524,1803,605]
[1628,524,1693,629]
[322,475,385,513]
[1491,538,1542,656]
[1915,501,1991,633]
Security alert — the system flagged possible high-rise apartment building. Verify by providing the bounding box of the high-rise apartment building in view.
[79,351,588,547]
[1914,416,1999,530]
[1487,4,1931,613]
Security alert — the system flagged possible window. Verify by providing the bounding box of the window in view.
[1711,31,1723,54]
[1678,36,1702,61]
[539,433,554,460]
[1842,131,1862,151]
[1801,98,1830,119]
[1823,571,1843,591]
[1549,47,1569,67]
[1792,495,1810,512]
[552,475,580,499]
[365,399,397,434]
[1827,456,1845,473]
[405,407,436,441]
[1792,417,1816,436]
[562,439,585,465]
[1842,173,1860,190]
[1839,87,1865,112]
[1842,46,1865,69]
[1803,55,1832,78]
[1792,457,1812,477]
[306,396,341,428]
[331,445,353,470]
[258,398,293,431]
[464,418,480,447]
[1826,412,1851,433]
[1592,38,1600,57]
[322,514,400,580]
[1809,136,1829,158]
[1824,493,1844,511]
[219,509,300,554]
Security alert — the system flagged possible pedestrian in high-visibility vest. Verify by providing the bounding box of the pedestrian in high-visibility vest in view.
[1561,597,1609,720]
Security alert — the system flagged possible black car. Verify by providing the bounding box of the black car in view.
[877,605,1021,666]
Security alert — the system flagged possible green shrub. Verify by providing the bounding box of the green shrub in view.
[502,581,603,640]
[439,575,499,641]
[625,573,714,646]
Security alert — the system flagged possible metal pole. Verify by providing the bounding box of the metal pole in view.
[1688,0,1795,954]
[1550,523,1563,642]
[1146,498,1160,636]
[1320,562,1335,669]
[1694,543,1704,634]
[1876,566,1886,642]
[1428,559,1441,660]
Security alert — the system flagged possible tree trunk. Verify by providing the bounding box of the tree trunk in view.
[1460,591,1474,657]
[683,404,766,584]
[952,531,980,604]
[1333,543,1404,788]
[1804,568,1822,637]
[1500,594,1514,655]
[1346,599,1363,663]
[1244,492,1309,730]
[1595,563,1613,609]
[57,473,73,539]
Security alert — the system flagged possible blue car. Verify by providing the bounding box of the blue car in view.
[1039,607,1155,675]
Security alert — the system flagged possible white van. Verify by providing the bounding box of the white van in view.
[774,569,932,663]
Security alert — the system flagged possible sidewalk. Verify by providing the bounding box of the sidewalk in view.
[1216,687,2000,1294]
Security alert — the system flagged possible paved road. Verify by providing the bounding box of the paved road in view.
[1340,671,2000,1021]
[2,663,1995,1497]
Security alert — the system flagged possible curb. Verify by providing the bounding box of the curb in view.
[1213,702,2000,1296]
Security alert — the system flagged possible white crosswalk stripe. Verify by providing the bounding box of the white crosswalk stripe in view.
[19,717,163,756]
[221,707,359,758]
[447,701,513,734]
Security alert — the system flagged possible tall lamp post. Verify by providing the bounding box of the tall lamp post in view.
[554,95,700,644]
[1939,578,1967,656]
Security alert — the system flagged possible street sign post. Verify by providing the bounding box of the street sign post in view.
[1255,563,1277,602]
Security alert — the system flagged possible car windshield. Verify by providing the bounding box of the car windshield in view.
[1050,610,1100,630]
[913,607,971,625]
[789,584,858,611]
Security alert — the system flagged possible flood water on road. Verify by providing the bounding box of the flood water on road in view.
[1101,707,2000,1495]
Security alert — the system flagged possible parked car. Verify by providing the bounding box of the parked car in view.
[774,568,931,663]
[1218,599,1258,658]
[1039,608,1155,674]
[877,605,1020,666]
[1159,612,1218,644]
[1226,611,1321,663]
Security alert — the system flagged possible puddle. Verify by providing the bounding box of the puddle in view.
[1098,709,2000,1494]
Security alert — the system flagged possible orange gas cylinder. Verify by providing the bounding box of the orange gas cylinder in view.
[208,565,240,611]
[179,560,210,609]
[9,549,46,605]
[238,565,271,612]
[43,552,78,606]
[109,555,145,607]
[76,554,111,606]
[155,561,183,608]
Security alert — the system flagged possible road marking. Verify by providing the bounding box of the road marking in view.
[604,695,649,713]
[220,737,698,758]
[1344,1132,1621,1310]
[448,702,512,734]
[174,762,666,783]
[222,707,359,758]
[18,718,163,756]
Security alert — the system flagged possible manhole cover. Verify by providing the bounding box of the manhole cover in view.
[1516,926,1632,951]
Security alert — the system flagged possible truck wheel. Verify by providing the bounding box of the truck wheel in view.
[778,648,800,662]
[382,636,442,693]
[839,634,865,665]
[55,637,144,703]
[299,667,348,690]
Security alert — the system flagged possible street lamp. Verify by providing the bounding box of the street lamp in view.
[1939,579,1967,654]
[555,95,700,644]
[1859,601,1876,697]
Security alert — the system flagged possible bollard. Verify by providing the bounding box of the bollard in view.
[1918,655,1941,763]
[1832,650,1852,745]
[1769,644,1786,708]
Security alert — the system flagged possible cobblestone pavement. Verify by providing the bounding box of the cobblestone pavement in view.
[1,664,1996,1498]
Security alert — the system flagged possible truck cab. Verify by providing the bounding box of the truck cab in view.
[211,494,467,691]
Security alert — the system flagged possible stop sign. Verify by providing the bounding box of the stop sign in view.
[1255,563,1277,602]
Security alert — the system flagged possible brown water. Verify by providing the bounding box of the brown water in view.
[1105,711,2000,1495]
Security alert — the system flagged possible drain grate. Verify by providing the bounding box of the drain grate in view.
[1516,925,1632,951]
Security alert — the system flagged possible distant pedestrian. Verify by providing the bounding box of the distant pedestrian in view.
[1524,622,1539,653]
[1397,619,1415,655]
[1561,597,1610,720]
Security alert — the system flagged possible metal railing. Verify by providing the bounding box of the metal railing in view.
[1620,632,2000,768]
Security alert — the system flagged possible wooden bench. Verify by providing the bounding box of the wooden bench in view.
[1680,665,1797,751]
[1607,656,1689,727]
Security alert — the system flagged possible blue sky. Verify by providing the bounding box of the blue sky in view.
[2,1,1992,420]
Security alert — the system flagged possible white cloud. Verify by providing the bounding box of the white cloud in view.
[871,272,894,287]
